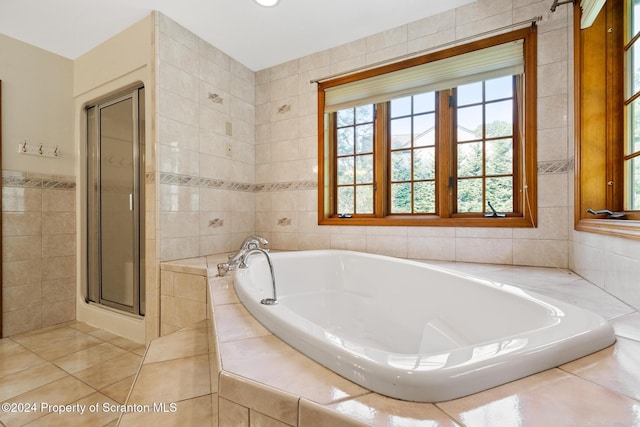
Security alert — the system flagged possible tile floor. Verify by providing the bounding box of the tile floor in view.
[1,261,639,426]
[0,319,216,427]
[0,322,145,426]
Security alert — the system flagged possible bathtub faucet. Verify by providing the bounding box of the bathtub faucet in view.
[241,248,278,306]
[216,235,269,277]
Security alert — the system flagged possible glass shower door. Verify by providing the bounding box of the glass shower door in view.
[86,88,143,315]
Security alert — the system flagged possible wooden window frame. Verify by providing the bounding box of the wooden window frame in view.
[317,28,538,227]
[574,0,640,239]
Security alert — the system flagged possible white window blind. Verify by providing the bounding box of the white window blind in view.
[324,39,524,113]
[580,0,606,29]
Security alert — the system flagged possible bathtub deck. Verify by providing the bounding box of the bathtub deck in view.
[2,255,638,426]
[205,254,640,426]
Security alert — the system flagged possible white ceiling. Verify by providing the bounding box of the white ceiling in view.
[0,0,475,71]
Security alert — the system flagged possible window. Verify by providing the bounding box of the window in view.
[575,0,640,238]
[624,0,640,210]
[318,28,537,227]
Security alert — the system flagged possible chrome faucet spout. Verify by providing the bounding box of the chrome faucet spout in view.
[241,235,269,250]
[223,235,270,274]
[243,248,278,305]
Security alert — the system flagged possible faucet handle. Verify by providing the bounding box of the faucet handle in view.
[216,263,230,277]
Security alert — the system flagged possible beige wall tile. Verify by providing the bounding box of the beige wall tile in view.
[3,284,42,312]
[42,278,76,304]
[41,299,75,327]
[41,212,75,235]
[2,187,42,212]
[3,259,42,286]
[219,397,249,427]
[3,212,42,236]
[41,255,76,280]
[42,189,75,212]
[42,234,76,257]
[3,235,42,262]
[455,237,513,264]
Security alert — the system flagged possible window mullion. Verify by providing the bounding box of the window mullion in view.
[375,103,388,217]
[437,90,453,218]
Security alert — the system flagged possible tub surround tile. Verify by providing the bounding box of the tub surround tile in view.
[437,369,640,427]
[560,338,640,401]
[611,312,640,342]
[214,303,271,342]
[220,371,299,426]
[219,335,369,405]
[208,275,239,305]
[206,254,640,426]
[298,398,371,427]
[250,409,293,427]
[219,397,250,426]
[324,393,461,427]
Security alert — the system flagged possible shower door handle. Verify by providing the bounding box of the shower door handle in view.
[129,193,134,211]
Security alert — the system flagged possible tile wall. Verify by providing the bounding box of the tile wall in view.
[571,233,640,311]
[156,14,257,262]
[2,171,76,336]
[253,0,575,268]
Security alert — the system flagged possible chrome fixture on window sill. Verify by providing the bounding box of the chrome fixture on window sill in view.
[484,202,506,218]
[586,208,627,220]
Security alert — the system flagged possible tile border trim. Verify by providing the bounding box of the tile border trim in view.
[159,172,317,192]
[2,170,76,190]
[537,158,574,175]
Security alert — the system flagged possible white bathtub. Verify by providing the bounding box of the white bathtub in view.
[233,250,615,402]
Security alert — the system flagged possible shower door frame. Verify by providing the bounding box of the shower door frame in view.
[85,86,145,317]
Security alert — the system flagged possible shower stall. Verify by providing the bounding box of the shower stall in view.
[85,86,145,316]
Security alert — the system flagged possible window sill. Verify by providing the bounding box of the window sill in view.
[575,219,640,241]
[319,215,535,228]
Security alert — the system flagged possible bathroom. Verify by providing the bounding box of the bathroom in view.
[1,0,640,425]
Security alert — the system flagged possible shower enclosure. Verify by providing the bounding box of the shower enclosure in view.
[85,86,145,316]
